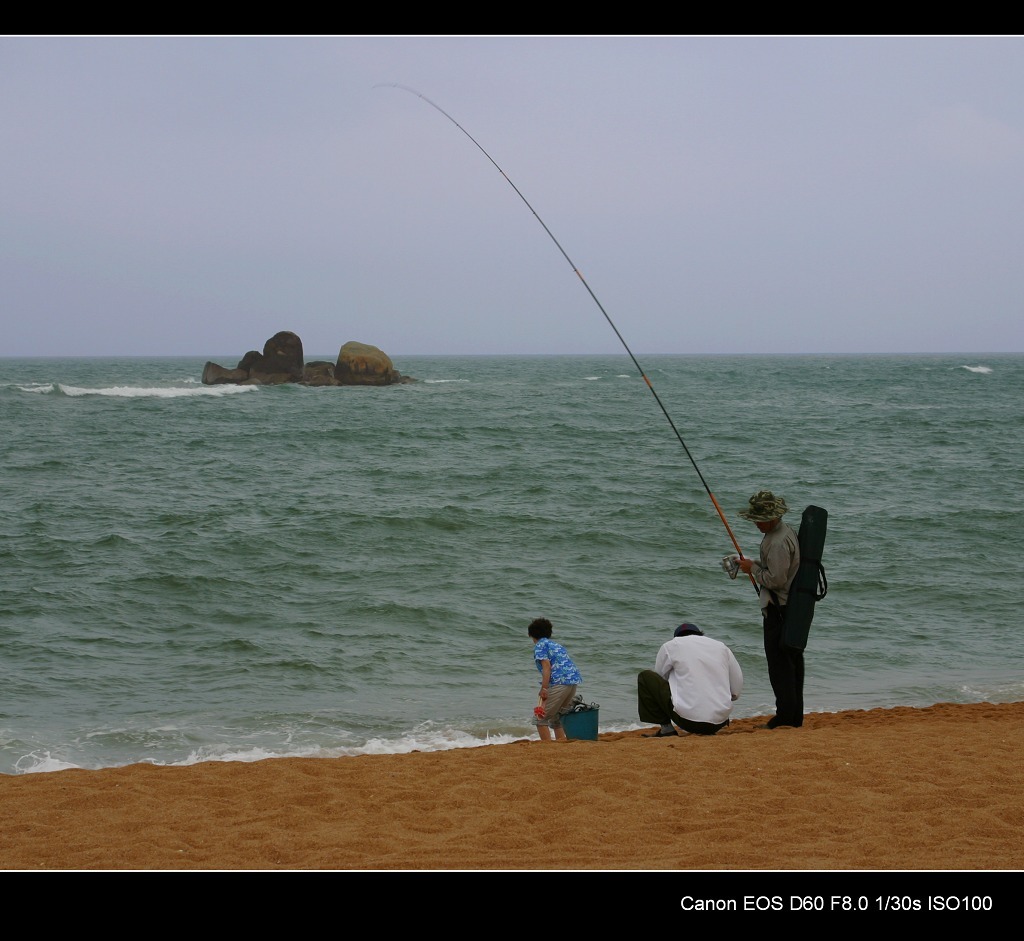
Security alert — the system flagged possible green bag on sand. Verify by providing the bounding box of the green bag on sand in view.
[783,505,829,651]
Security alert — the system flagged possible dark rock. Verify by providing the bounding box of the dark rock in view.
[335,341,404,386]
[248,331,304,384]
[201,333,412,387]
[303,361,340,386]
[202,362,249,384]
[237,350,262,371]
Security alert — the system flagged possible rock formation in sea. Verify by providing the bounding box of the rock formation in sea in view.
[201,333,412,386]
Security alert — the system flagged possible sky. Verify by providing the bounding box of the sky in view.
[2,35,1023,358]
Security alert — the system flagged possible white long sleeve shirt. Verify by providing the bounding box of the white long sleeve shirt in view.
[655,635,743,725]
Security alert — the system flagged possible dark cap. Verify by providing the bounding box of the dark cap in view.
[674,623,704,637]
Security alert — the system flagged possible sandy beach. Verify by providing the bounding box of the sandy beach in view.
[2,701,1022,873]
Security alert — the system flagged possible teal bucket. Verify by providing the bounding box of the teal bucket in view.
[561,706,599,741]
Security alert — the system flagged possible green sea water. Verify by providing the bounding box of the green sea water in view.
[2,353,1022,773]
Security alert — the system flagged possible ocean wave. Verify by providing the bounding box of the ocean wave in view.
[7,724,533,774]
[56,384,258,398]
[958,678,1024,702]
[959,364,993,374]
[12,752,81,774]
[200,723,536,764]
[4,353,1023,776]
[8,717,652,774]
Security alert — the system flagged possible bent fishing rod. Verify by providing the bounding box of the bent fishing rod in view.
[381,84,755,581]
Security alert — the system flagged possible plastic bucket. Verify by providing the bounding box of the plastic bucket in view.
[561,706,599,741]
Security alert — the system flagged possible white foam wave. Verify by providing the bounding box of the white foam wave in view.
[423,378,470,384]
[343,726,525,757]
[13,751,81,774]
[959,365,993,374]
[958,679,1024,702]
[167,725,527,767]
[7,719,640,774]
[169,719,646,768]
[57,384,257,398]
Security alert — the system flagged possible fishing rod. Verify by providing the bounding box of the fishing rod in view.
[382,84,755,581]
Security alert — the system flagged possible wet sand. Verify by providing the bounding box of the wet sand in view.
[2,701,1022,872]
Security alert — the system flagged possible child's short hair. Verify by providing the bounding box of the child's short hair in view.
[527,617,553,639]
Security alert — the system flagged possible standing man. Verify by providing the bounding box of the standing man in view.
[637,623,743,737]
[737,489,802,728]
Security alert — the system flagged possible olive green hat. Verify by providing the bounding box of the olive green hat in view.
[739,490,789,522]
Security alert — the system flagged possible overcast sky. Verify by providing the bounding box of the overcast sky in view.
[3,35,1022,358]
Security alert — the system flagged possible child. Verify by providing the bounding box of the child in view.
[527,617,583,742]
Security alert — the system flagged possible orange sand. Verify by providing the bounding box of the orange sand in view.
[1,702,1021,871]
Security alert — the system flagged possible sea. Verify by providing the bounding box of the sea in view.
[2,353,1022,776]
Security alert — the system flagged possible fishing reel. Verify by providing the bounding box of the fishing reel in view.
[720,555,741,580]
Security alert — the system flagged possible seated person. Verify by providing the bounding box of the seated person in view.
[637,622,743,737]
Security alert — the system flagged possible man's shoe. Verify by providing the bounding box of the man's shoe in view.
[642,727,678,738]
[758,718,799,729]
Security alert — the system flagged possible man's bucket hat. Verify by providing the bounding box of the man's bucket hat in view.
[739,490,789,522]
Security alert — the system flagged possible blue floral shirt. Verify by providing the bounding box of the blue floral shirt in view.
[533,637,582,686]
